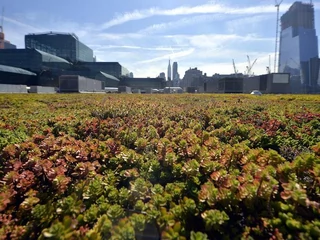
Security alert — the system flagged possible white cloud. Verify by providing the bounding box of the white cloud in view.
[225,15,272,34]
[139,14,225,34]
[3,16,44,32]
[100,2,294,30]
[96,33,144,40]
[89,45,183,52]
[100,8,159,30]
[135,48,195,64]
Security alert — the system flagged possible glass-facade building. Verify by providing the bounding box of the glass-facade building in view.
[0,48,73,86]
[278,2,319,93]
[74,62,130,78]
[25,32,94,62]
[0,49,72,72]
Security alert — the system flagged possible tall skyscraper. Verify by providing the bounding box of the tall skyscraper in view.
[167,59,172,81]
[278,1,319,92]
[173,62,178,80]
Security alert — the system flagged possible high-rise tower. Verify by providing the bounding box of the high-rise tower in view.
[278,1,319,92]
[172,62,178,80]
[167,59,172,81]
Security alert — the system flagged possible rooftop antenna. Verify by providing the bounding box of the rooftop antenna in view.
[267,55,271,74]
[274,0,283,73]
[0,7,4,33]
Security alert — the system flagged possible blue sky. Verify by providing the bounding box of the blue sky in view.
[2,0,320,78]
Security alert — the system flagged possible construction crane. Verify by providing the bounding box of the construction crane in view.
[232,59,238,78]
[274,0,283,73]
[246,55,257,77]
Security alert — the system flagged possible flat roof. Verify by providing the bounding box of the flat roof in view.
[0,64,37,76]
[26,31,79,40]
[99,71,120,81]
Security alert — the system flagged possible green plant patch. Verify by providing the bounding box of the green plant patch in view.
[0,93,319,239]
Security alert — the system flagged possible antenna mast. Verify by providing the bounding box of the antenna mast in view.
[0,7,4,33]
[274,0,283,73]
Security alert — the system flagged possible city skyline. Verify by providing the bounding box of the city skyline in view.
[1,0,320,78]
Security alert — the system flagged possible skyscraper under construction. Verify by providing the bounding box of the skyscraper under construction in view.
[0,8,16,49]
[278,1,319,93]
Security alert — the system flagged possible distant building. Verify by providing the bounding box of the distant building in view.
[0,25,16,49]
[167,59,171,81]
[172,62,180,87]
[172,62,178,80]
[0,64,37,86]
[120,77,166,93]
[25,32,94,62]
[3,41,16,49]
[279,2,319,93]
[243,73,291,94]
[72,62,130,78]
[181,67,203,88]
[0,48,72,72]
[158,72,166,79]
[0,49,127,87]
[129,72,134,78]
[0,48,72,86]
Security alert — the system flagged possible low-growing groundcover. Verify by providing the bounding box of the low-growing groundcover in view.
[0,93,319,239]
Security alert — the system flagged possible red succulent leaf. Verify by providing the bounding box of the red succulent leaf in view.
[16,170,35,193]
[280,191,292,200]
[32,163,43,177]
[55,165,67,176]
[13,161,23,171]
[45,168,57,181]
[0,213,13,225]
[0,188,17,211]
[210,171,221,181]
[41,160,53,173]
[65,154,76,163]
[3,171,20,185]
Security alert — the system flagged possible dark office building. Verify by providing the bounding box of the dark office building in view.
[243,73,291,94]
[0,48,72,86]
[120,77,166,92]
[0,48,72,71]
[25,32,94,62]
[0,64,37,86]
[73,62,130,78]
[279,2,319,92]
[218,77,243,93]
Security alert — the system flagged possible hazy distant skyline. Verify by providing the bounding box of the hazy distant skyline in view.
[2,0,320,77]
